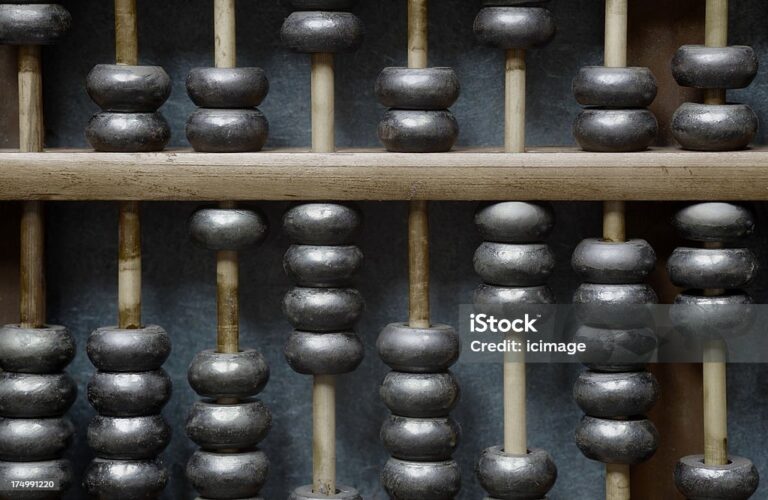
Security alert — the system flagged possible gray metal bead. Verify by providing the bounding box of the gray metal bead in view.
[186,399,271,451]
[281,11,363,53]
[86,65,171,113]
[187,450,269,499]
[573,283,657,329]
[380,371,460,417]
[86,112,170,152]
[473,284,554,319]
[482,0,550,4]
[83,458,168,500]
[381,415,460,461]
[0,4,70,45]
[381,458,461,500]
[284,245,363,287]
[284,203,361,245]
[573,66,657,108]
[283,287,364,331]
[0,372,76,418]
[475,202,554,244]
[671,102,757,151]
[474,7,555,49]
[189,208,268,251]
[378,109,459,153]
[672,45,758,90]
[575,416,658,464]
[87,369,172,417]
[187,108,269,153]
[87,325,171,372]
[476,446,557,500]
[574,325,657,372]
[673,203,755,242]
[668,247,757,289]
[377,323,460,373]
[572,238,656,284]
[675,455,759,500]
[289,485,361,500]
[187,67,268,108]
[87,415,171,460]
[284,330,364,375]
[574,108,658,152]
[474,242,555,287]
[0,417,74,461]
[0,459,72,500]
[0,324,74,373]
[573,371,660,418]
[375,67,460,110]
[188,349,269,399]
[670,291,754,339]
[283,0,358,9]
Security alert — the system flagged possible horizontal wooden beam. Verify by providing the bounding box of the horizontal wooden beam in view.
[0,148,766,201]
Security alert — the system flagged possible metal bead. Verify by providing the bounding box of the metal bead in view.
[377,323,459,373]
[670,291,754,339]
[289,484,362,500]
[675,454,759,500]
[187,67,269,108]
[475,202,554,243]
[284,0,358,8]
[0,417,74,461]
[476,446,557,500]
[189,208,268,251]
[83,458,168,500]
[473,7,555,49]
[0,324,74,373]
[283,287,364,331]
[672,45,758,90]
[673,203,755,242]
[284,330,364,375]
[381,458,461,500]
[87,369,172,417]
[284,245,363,287]
[668,247,757,289]
[0,372,76,418]
[381,415,460,461]
[186,399,272,451]
[0,459,72,500]
[283,203,361,245]
[281,11,363,53]
[187,450,269,499]
[86,112,171,153]
[573,283,657,329]
[482,0,551,4]
[0,4,70,45]
[380,371,460,417]
[86,65,171,113]
[188,349,269,399]
[375,67,460,110]
[574,108,658,152]
[474,242,555,287]
[572,238,656,284]
[574,325,657,372]
[87,415,171,460]
[575,416,659,464]
[573,66,657,108]
[187,108,269,153]
[671,103,758,151]
[378,109,459,153]
[473,284,554,319]
[573,371,660,418]
[87,325,171,372]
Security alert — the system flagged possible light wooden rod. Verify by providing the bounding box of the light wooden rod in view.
[311,53,335,153]
[505,49,526,153]
[114,0,138,65]
[408,200,430,327]
[606,463,630,500]
[604,0,628,68]
[118,201,141,328]
[313,375,336,495]
[408,0,428,69]
[214,0,236,68]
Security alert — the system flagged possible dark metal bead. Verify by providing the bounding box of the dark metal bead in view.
[284,245,363,287]
[574,108,658,152]
[283,287,364,332]
[574,325,657,372]
[573,283,657,329]
[672,45,758,90]
[86,65,171,113]
[187,108,269,153]
[475,202,554,244]
[572,238,656,284]
[0,459,72,500]
[668,247,757,289]
[476,446,557,500]
[381,415,460,461]
[673,203,755,242]
[482,0,551,4]
[573,66,657,108]
[575,416,659,464]
[87,415,171,460]
[83,458,168,500]
[187,67,268,108]
[188,349,269,399]
[87,325,170,372]
[573,371,660,418]
[189,208,268,251]
[186,399,272,451]
[378,109,459,153]
[87,369,172,417]
[671,103,757,151]
[283,203,361,245]
[381,458,461,500]
[281,11,363,53]
[474,242,555,287]
[375,67,460,110]
[0,4,70,45]
[675,454,759,500]
[377,323,459,373]
[186,450,269,499]
[0,324,74,373]
[283,0,358,9]
[284,330,364,375]
[86,112,171,152]
[473,7,555,49]
[380,371,460,417]
[670,291,754,339]
[0,417,74,461]
[0,372,76,418]
[289,485,361,500]
[473,284,554,319]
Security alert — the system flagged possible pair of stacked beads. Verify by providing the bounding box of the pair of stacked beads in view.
[0,2,69,44]
[671,45,758,150]
[281,1,363,55]
[668,203,759,500]
[186,208,272,499]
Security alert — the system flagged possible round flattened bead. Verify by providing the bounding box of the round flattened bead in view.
[375,67,460,110]
[87,369,172,417]
[283,287,364,331]
[572,238,656,284]
[187,108,269,153]
[474,242,555,287]
[672,45,758,90]
[0,459,72,500]
[381,458,461,500]
[0,372,76,418]
[378,109,459,153]
[573,66,657,109]
[671,103,758,151]
[188,349,269,399]
[289,485,361,500]
[87,325,170,372]
[574,108,658,152]
[377,323,459,373]
[284,203,361,245]
[670,291,755,339]
[284,330,364,375]
[284,245,363,287]
[380,371,460,417]
[673,203,755,242]
[187,450,269,499]
[283,0,358,9]
[668,247,757,289]
[573,283,657,329]
[83,458,168,500]
[574,325,657,372]
[0,4,70,45]
[187,67,268,108]
[281,11,363,53]
[573,371,660,418]
[574,283,658,305]
[482,0,550,4]
[476,446,557,500]
[86,112,171,152]
[186,399,272,451]
[0,417,74,461]
[189,208,268,251]
[0,324,74,373]
[381,415,460,461]
[86,65,171,113]
[474,7,555,49]
[475,202,554,244]
[575,416,659,464]
[87,415,171,460]
[675,455,759,500]
[474,284,554,320]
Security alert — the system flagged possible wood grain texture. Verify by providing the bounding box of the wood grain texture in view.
[114,0,138,65]
[408,200,429,328]
[118,201,141,328]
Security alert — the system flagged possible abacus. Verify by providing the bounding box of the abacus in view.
[0,0,766,499]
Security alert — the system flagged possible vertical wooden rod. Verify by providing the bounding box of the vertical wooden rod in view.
[311,53,335,153]
[704,0,727,105]
[603,201,626,243]
[214,0,236,68]
[118,202,141,329]
[114,0,138,66]
[407,0,428,69]
[408,200,430,328]
[606,464,631,500]
[504,49,526,154]
[604,0,628,68]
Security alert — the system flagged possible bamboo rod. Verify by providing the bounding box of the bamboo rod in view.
[603,201,626,242]
[311,53,335,153]
[216,248,239,354]
[114,0,138,66]
[408,200,430,328]
[504,49,526,154]
[214,0,236,68]
[118,202,141,329]
[604,0,628,68]
[313,375,336,495]
[704,0,727,105]
[606,464,631,500]
[407,0,428,69]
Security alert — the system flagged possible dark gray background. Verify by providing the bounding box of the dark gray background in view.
[20,0,768,498]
